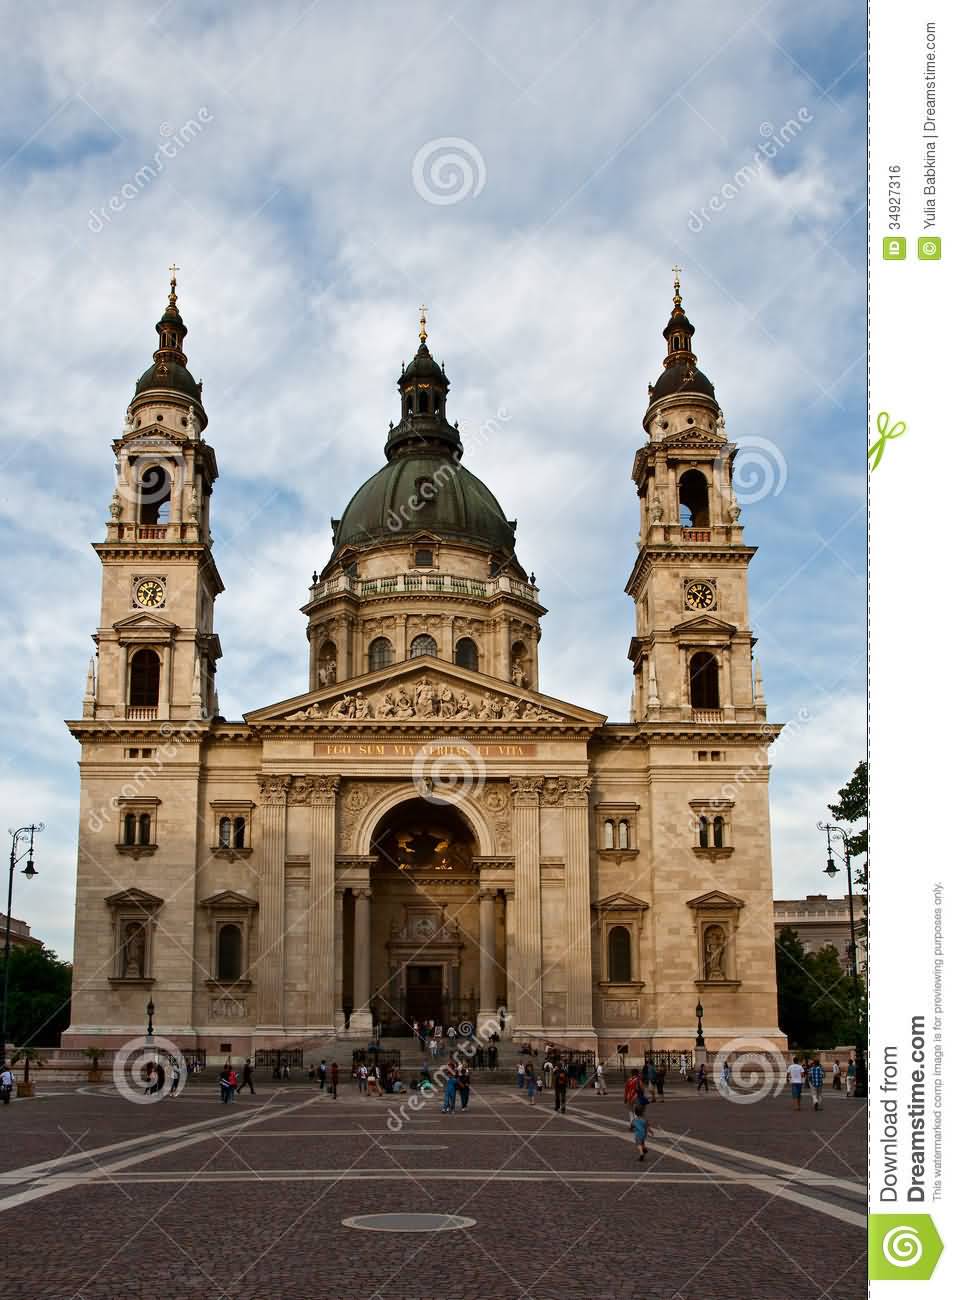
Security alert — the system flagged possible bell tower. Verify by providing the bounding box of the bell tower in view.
[625,271,765,725]
[86,270,223,722]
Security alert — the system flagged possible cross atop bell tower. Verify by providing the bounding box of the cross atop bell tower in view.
[624,273,764,725]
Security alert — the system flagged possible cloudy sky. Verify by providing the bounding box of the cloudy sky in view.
[0,0,865,961]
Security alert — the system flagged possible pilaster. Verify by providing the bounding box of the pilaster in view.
[510,776,544,1033]
[257,775,290,1027]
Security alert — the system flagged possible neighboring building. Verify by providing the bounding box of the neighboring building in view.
[774,894,866,972]
[63,271,785,1058]
[0,914,43,952]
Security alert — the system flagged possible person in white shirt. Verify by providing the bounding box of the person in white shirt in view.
[788,1058,805,1110]
[594,1062,608,1095]
[0,1065,14,1104]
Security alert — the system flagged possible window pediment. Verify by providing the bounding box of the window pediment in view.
[200,890,259,912]
[686,889,744,911]
[105,887,164,912]
[593,892,649,912]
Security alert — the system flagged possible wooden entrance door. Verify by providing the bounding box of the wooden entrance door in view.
[405,964,444,1026]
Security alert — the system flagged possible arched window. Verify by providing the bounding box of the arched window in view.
[678,469,710,527]
[138,464,172,525]
[417,389,429,413]
[317,640,337,685]
[608,926,632,983]
[138,813,151,845]
[124,813,137,846]
[406,396,414,417]
[689,652,720,709]
[217,924,242,982]
[233,817,246,849]
[617,819,629,850]
[410,634,437,658]
[368,637,394,672]
[129,649,161,707]
[698,816,709,848]
[455,637,478,671]
[218,817,231,849]
[603,819,615,849]
[713,816,724,848]
[433,391,443,415]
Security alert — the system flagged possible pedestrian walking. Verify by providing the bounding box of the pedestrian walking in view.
[809,1058,825,1110]
[594,1061,608,1095]
[624,1068,641,1111]
[0,1064,13,1104]
[430,1036,439,1058]
[442,1065,459,1113]
[831,1060,842,1091]
[721,1061,732,1092]
[357,1063,368,1095]
[459,1065,471,1110]
[330,1062,339,1099]
[318,1059,327,1091]
[236,1059,255,1095]
[525,1062,537,1104]
[517,1061,526,1091]
[696,1063,710,1092]
[448,1025,457,1045]
[646,1061,657,1102]
[218,1066,232,1103]
[631,1107,652,1161]
[679,1052,689,1081]
[845,1059,856,1096]
[655,1064,666,1098]
[554,1061,569,1113]
[789,1057,805,1110]
[170,1061,182,1096]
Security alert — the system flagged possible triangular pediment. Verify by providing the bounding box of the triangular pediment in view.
[105,887,164,911]
[200,890,259,910]
[113,611,179,634]
[673,613,738,636]
[245,655,607,728]
[687,889,744,910]
[594,892,649,911]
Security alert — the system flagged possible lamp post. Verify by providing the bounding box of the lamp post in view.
[818,821,867,1097]
[2,824,44,1065]
[146,998,155,1044]
[695,1000,705,1047]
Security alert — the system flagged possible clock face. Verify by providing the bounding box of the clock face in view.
[135,579,165,609]
[685,581,715,611]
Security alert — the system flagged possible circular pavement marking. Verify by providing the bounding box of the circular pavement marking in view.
[342,1212,476,1233]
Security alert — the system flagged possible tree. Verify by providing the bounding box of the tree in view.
[828,759,868,890]
[776,926,813,1047]
[776,927,856,1049]
[3,945,72,1048]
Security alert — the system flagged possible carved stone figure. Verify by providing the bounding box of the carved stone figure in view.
[122,921,146,978]
[438,685,455,718]
[716,409,726,434]
[109,489,123,520]
[478,691,502,720]
[353,691,371,719]
[318,659,337,686]
[415,678,435,717]
[395,687,415,718]
[454,691,474,719]
[187,486,200,522]
[123,406,135,433]
[376,691,397,718]
[510,662,527,688]
[328,693,355,719]
[649,493,663,524]
[501,697,520,720]
[704,924,726,979]
[186,405,199,437]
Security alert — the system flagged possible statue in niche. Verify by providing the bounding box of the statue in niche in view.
[716,409,726,434]
[649,493,663,524]
[109,489,123,520]
[511,662,527,688]
[123,407,135,433]
[122,921,147,978]
[704,925,727,980]
[318,658,337,686]
[186,405,200,437]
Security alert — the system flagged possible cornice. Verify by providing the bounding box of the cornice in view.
[592,722,783,745]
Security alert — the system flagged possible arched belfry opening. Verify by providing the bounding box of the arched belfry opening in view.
[343,797,503,1034]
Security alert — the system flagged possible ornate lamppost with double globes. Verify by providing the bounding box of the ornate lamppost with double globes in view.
[818,821,867,1097]
[1,824,43,1065]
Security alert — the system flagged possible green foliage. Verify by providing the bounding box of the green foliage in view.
[776,927,857,1049]
[2,945,72,1048]
[828,759,868,889]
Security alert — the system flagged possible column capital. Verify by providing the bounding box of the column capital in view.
[510,775,544,806]
[258,774,291,805]
[478,888,498,903]
[562,776,593,806]
[282,774,341,806]
[354,887,372,901]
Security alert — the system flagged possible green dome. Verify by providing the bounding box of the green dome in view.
[331,450,516,556]
[134,360,203,402]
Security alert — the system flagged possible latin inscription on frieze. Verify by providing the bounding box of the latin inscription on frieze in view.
[313,740,538,758]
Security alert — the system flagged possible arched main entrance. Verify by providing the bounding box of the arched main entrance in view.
[361,798,494,1034]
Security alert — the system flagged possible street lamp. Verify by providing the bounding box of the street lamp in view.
[146,999,155,1044]
[695,1000,705,1048]
[818,821,867,1097]
[1,824,44,1064]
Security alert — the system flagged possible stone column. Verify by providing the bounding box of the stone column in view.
[720,646,734,718]
[510,777,544,1033]
[257,775,290,1028]
[334,887,346,1031]
[351,888,373,1035]
[307,776,339,1029]
[504,886,516,1029]
[478,889,498,1026]
[563,777,596,1033]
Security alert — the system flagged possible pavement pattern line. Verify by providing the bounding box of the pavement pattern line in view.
[18,1170,851,1186]
[526,1103,867,1227]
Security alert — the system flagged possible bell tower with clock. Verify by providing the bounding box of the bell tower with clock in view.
[85,270,223,723]
[625,271,766,726]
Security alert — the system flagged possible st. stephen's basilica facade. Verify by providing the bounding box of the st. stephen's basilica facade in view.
[64,272,785,1058]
